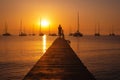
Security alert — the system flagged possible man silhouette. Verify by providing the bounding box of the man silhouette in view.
[58,24,62,37]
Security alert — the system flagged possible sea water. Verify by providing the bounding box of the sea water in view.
[0,36,120,80]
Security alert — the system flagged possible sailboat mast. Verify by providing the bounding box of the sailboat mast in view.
[20,20,22,34]
[77,12,80,32]
[98,23,100,34]
[39,18,41,34]
[23,25,25,33]
[5,22,8,33]
[32,24,35,34]
[95,24,97,34]
[111,25,114,34]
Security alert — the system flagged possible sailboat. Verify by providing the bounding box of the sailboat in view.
[39,19,44,36]
[73,12,83,37]
[19,20,27,36]
[48,25,57,36]
[31,25,36,36]
[69,33,73,36]
[2,22,11,36]
[94,24,100,36]
[109,26,115,36]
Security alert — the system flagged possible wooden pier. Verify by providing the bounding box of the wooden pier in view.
[23,38,96,80]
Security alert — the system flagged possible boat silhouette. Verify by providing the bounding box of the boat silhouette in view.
[73,31,83,37]
[73,12,83,37]
[49,33,57,36]
[19,32,27,36]
[94,24,100,36]
[69,33,73,36]
[2,22,11,36]
[48,25,57,36]
[109,33,115,36]
[19,20,27,36]
[39,18,44,36]
[39,33,44,36]
[31,25,36,36]
[109,26,115,36]
[94,33,100,36]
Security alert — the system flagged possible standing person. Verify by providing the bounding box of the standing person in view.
[58,24,62,37]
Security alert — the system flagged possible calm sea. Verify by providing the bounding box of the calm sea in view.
[0,35,120,80]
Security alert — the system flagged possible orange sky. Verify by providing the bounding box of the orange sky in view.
[0,0,120,35]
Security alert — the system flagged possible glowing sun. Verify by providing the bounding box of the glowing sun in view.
[41,19,49,27]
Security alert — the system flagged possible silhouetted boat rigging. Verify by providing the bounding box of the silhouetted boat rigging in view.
[19,20,27,36]
[73,12,83,37]
[49,33,57,36]
[94,24,100,36]
[31,25,36,36]
[39,18,44,36]
[39,33,44,36]
[2,22,11,36]
[109,26,115,36]
[109,33,115,36]
[48,25,57,36]
[69,33,73,36]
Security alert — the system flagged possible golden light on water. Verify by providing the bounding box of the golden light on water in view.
[42,35,47,53]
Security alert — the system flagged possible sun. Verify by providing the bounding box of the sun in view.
[41,19,49,27]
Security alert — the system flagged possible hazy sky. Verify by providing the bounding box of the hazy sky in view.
[0,0,120,35]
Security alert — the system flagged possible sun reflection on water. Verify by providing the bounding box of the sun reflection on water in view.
[42,35,47,53]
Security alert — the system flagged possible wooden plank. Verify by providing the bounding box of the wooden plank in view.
[23,38,96,80]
